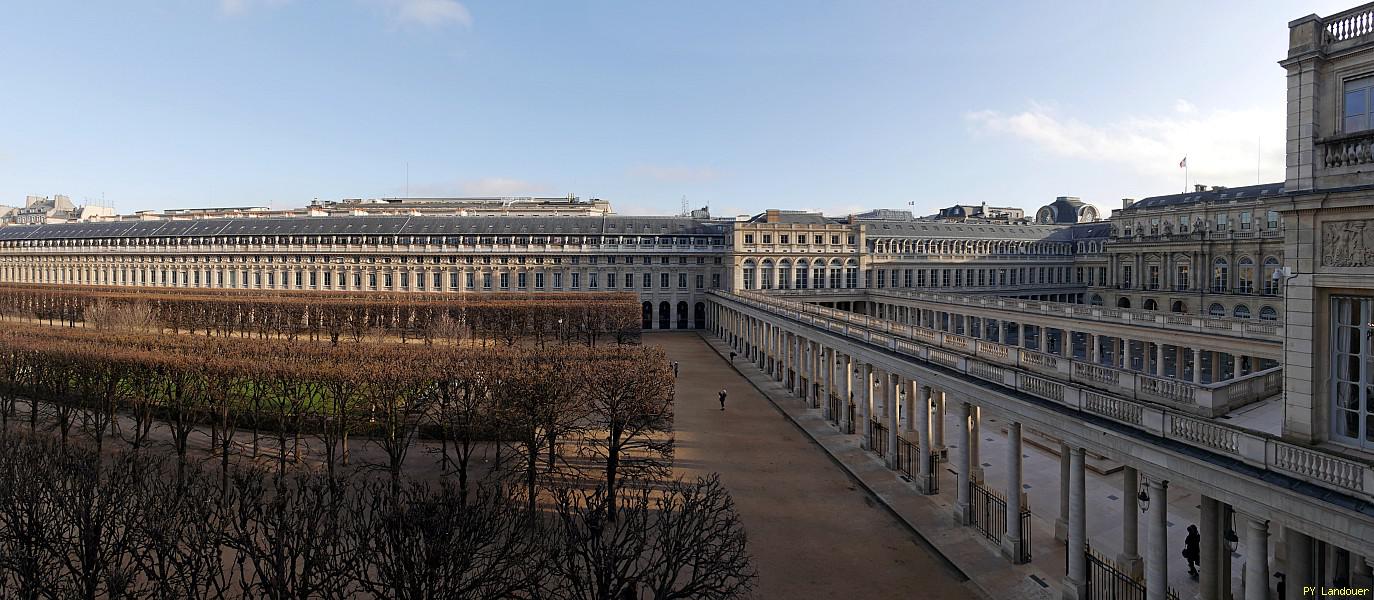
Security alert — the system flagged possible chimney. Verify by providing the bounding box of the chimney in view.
[1211,185,1227,191]
[765,209,781,223]
[1122,198,1136,210]
[1194,184,1207,192]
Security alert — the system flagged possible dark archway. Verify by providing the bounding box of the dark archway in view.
[676,301,689,329]
[659,301,671,330]
[1171,300,1186,314]
[1116,297,1131,309]
[1143,298,1158,311]
[694,302,706,329]
[642,301,653,329]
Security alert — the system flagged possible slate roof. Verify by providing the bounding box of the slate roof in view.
[0,215,729,241]
[1126,183,1286,211]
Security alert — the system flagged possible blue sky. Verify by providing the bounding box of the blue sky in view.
[0,1,1354,218]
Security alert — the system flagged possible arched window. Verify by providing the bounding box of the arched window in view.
[742,259,756,290]
[828,259,842,289]
[658,301,671,329]
[677,301,689,329]
[1259,306,1278,321]
[1212,258,1229,293]
[1233,304,1251,319]
[794,259,809,289]
[813,261,825,289]
[1263,256,1281,295]
[844,259,859,289]
[1208,303,1225,317]
[1117,297,1131,309]
[1089,294,1103,306]
[760,259,774,290]
[1143,298,1158,311]
[1238,257,1255,294]
[777,259,791,290]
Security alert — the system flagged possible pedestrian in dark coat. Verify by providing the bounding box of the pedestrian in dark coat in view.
[1183,524,1201,578]
[719,389,727,411]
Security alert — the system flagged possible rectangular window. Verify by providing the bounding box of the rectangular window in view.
[518,272,527,289]
[1240,211,1252,230]
[712,273,721,288]
[661,273,670,288]
[624,273,633,288]
[744,234,754,244]
[762,234,771,244]
[553,272,563,289]
[643,273,652,288]
[679,273,687,288]
[590,272,599,288]
[1216,214,1229,231]
[482,273,492,289]
[571,273,580,289]
[499,272,509,289]
[1345,76,1374,133]
[1267,210,1280,229]
[384,273,393,288]
[606,273,615,288]
[695,274,704,289]
[1331,297,1374,449]
[535,272,545,289]
[465,272,474,289]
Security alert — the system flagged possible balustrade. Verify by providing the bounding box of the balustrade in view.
[714,290,1374,506]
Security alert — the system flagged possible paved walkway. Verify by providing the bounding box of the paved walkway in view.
[677,331,1265,600]
[648,332,982,600]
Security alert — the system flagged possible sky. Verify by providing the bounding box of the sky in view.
[0,0,1356,218]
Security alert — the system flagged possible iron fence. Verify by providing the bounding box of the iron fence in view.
[969,477,1030,562]
[870,419,888,457]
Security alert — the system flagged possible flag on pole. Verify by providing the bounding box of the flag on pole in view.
[1179,156,1187,168]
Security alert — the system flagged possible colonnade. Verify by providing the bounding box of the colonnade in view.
[857,301,1276,384]
[709,301,1369,600]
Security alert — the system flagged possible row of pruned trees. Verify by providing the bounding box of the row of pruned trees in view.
[0,322,676,519]
[0,430,755,600]
[0,284,642,345]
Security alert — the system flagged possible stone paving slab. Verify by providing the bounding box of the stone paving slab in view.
[699,333,1063,600]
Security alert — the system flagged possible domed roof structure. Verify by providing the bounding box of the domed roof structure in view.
[1035,196,1099,224]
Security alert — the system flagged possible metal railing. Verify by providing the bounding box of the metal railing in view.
[969,477,1031,563]
[870,419,889,457]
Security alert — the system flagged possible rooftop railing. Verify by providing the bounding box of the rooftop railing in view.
[714,290,1372,505]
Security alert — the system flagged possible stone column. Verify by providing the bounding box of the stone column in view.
[917,385,933,495]
[969,404,982,480]
[1201,496,1221,599]
[1055,442,1071,543]
[1065,447,1088,600]
[861,364,874,450]
[1001,421,1026,564]
[886,373,899,469]
[822,347,833,419]
[1154,342,1164,376]
[1124,338,1134,371]
[1192,347,1202,383]
[1146,478,1169,600]
[954,400,972,525]
[1119,467,1143,578]
[934,387,945,458]
[841,354,853,431]
[1243,516,1269,600]
[1233,354,1243,379]
[1284,527,1312,600]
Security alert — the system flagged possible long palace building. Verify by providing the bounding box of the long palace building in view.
[4,3,1374,599]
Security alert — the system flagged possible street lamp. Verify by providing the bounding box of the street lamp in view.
[1224,511,1240,553]
[1137,479,1151,513]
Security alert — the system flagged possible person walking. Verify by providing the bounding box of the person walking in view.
[672,361,680,378]
[729,351,737,362]
[1183,524,1201,579]
[718,389,727,411]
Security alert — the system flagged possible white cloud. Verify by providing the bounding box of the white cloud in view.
[965,102,1284,185]
[376,0,472,28]
[628,165,722,184]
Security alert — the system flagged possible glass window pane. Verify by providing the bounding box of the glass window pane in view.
[1346,88,1367,118]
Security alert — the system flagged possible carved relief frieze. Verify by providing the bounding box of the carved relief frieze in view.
[1321,219,1374,267]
